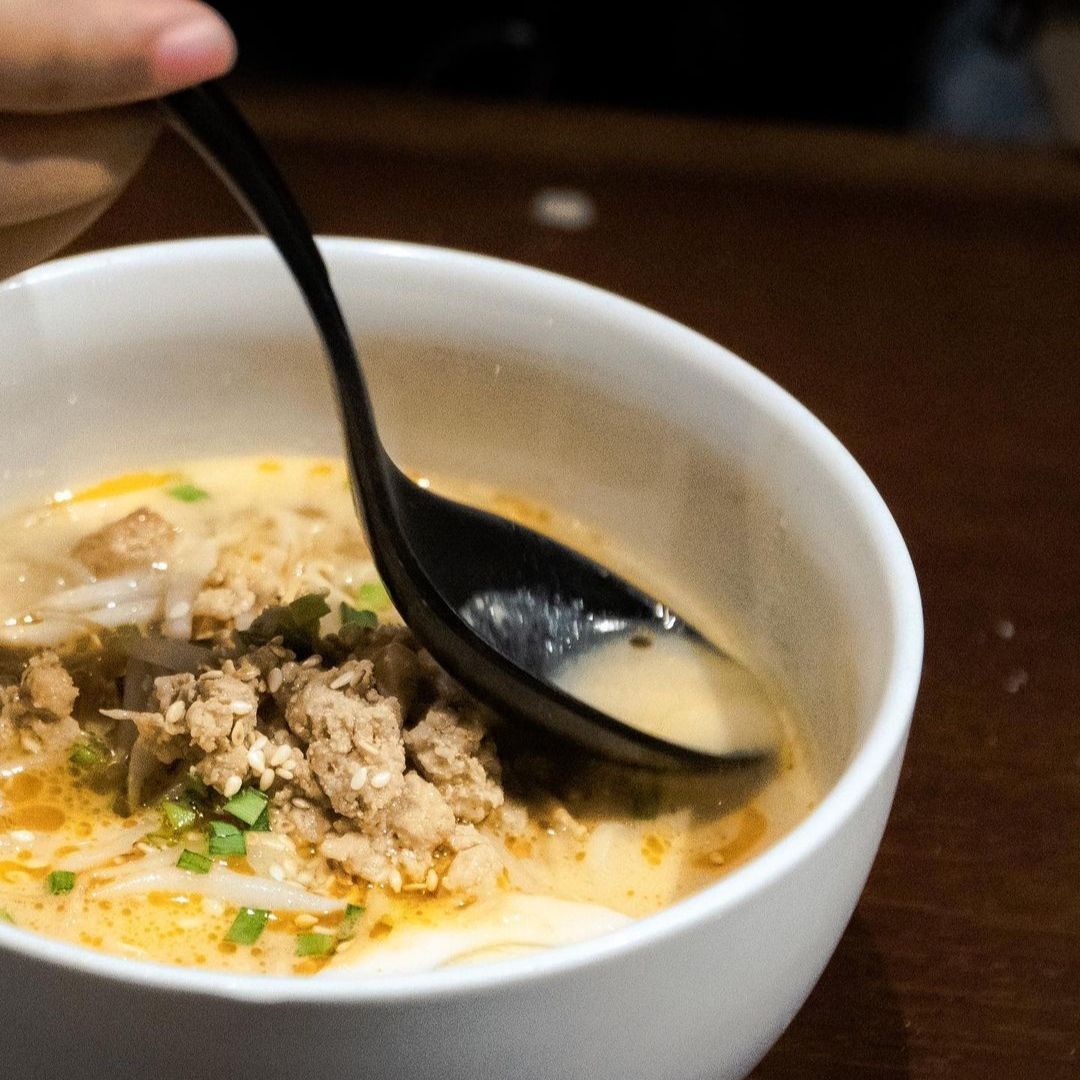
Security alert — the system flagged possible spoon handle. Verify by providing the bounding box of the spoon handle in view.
[160,82,394,523]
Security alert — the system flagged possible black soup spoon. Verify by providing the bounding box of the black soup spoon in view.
[161,82,780,771]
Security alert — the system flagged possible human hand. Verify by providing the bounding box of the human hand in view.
[0,0,236,279]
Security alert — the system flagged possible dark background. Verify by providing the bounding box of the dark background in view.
[211,2,1063,137]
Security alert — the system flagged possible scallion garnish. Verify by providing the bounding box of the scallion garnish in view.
[47,871,75,895]
[0,909,15,924]
[340,602,377,629]
[295,932,336,958]
[241,592,331,653]
[69,736,108,771]
[248,805,271,832]
[161,800,197,833]
[225,907,268,945]
[339,903,366,940]
[176,849,212,874]
[223,786,269,827]
[354,581,390,611]
[168,483,210,503]
[185,773,210,803]
[208,820,246,857]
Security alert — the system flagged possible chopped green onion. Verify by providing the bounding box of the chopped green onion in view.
[0,909,14,924]
[339,903,366,940]
[242,592,331,654]
[248,805,271,833]
[185,773,210,802]
[354,581,390,611]
[161,800,197,833]
[208,820,246,857]
[225,907,268,945]
[47,871,75,895]
[69,736,108,770]
[223,786,269,827]
[286,593,332,625]
[177,849,212,874]
[340,603,377,629]
[296,932,336,958]
[168,483,210,503]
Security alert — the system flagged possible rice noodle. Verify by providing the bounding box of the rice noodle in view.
[82,597,163,628]
[0,616,86,648]
[325,894,631,975]
[38,574,164,612]
[92,858,346,914]
[59,819,158,872]
[161,538,218,639]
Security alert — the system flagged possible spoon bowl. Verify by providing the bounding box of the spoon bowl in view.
[162,82,781,770]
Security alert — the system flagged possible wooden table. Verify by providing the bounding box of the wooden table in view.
[72,84,1080,1079]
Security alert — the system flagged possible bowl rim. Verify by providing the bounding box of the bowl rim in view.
[0,236,923,1003]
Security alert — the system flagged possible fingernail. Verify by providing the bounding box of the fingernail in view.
[153,11,237,87]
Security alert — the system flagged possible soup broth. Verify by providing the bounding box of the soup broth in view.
[0,457,817,975]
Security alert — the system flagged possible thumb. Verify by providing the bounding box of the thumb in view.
[0,0,237,114]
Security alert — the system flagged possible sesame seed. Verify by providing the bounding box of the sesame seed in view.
[267,667,283,693]
[349,766,368,791]
[251,733,268,752]
[329,670,353,691]
[269,745,291,768]
[134,841,155,855]
[247,748,266,773]
[294,913,318,929]
[425,869,439,891]
[389,869,403,893]
[276,768,294,781]
[99,708,132,721]
[259,768,276,791]
[164,700,186,725]
[301,655,321,670]
[202,669,224,680]
[223,775,242,798]
[268,863,285,882]
[369,770,391,789]
[230,700,253,716]
[291,797,311,809]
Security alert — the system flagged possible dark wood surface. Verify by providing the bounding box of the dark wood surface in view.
[71,84,1080,1079]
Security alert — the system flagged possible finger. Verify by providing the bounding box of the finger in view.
[0,107,158,228]
[0,0,236,114]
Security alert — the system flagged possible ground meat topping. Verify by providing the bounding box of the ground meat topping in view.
[404,703,504,823]
[21,651,79,718]
[72,508,175,577]
[84,617,508,897]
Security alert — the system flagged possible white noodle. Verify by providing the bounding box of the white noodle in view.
[59,820,158,872]
[93,859,346,914]
[162,538,218,640]
[0,616,86,648]
[82,597,163,628]
[38,574,164,612]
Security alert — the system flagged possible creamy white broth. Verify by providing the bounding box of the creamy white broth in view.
[0,456,818,975]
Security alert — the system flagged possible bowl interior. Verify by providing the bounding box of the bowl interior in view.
[0,238,911,796]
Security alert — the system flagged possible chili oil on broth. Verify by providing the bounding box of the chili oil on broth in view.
[0,456,818,975]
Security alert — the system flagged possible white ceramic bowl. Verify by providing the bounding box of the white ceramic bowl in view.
[0,238,921,1080]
